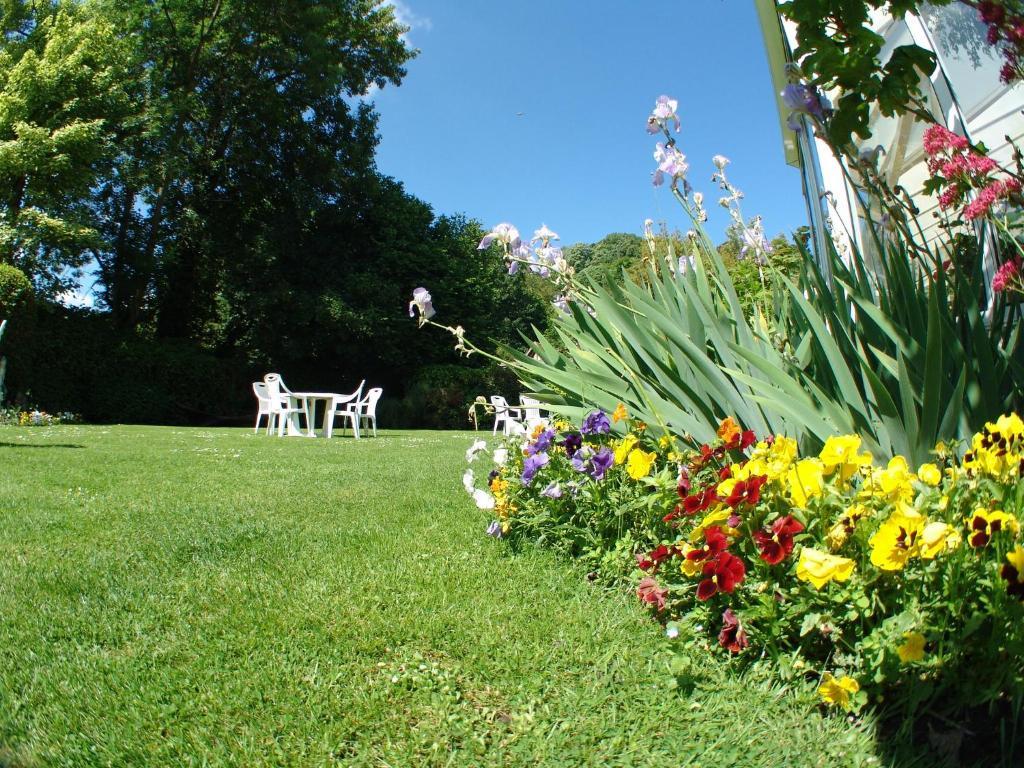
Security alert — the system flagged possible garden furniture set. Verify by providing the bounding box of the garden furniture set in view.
[253,373,381,438]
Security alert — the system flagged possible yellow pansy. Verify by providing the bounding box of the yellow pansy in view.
[967,508,1019,547]
[658,434,673,450]
[677,543,703,577]
[917,463,941,487]
[869,511,925,571]
[554,419,572,431]
[614,434,638,465]
[919,521,958,558]
[826,503,870,550]
[1007,546,1024,574]
[861,456,916,511]
[817,673,859,711]
[626,448,657,480]
[796,547,855,589]
[897,632,926,663]
[689,508,732,543]
[746,435,798,482]
[962,414,1024,481]
[787,459,825,508]
[819,435,873,483]
[612,402,628,423]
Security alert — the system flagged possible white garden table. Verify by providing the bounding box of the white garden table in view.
[289,391,361,438]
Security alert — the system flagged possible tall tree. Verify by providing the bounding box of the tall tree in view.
[90,0,413,333]
[0,1,132,294]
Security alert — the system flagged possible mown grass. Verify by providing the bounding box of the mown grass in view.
[0,425,899,767]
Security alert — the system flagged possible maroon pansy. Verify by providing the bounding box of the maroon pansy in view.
[696,551,746,601]
[637,576,668,611]
[752,515,804,565]
[718,608,749,653]
[725,475,767,508]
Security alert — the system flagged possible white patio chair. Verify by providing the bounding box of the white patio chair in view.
[520,395,549,432]
[324,381,365,439]
[252,382,274,434]
[490,395,523,436]
[356,387,383,437]
[263,373,307,436]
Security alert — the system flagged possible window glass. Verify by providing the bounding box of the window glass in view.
[920,2,1005,121]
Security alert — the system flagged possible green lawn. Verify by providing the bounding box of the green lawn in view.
[1,425,895,767]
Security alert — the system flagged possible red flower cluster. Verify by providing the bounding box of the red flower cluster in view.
[687,527,746,601]
[752,515,805,565]
[924,123,1022,222]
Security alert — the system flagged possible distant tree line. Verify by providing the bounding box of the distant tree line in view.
[0,0,550,425]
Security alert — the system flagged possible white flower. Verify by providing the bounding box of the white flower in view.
[466,439,487,463]
[531,224,560,243]
[462,469,475,495]
[666,625,680,639]
[472,488,495,510]
[493,447,509,466]
[712,154,730,169]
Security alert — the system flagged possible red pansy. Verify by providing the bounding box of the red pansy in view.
[687,526,729,563]
[725,475,767,508]
[718,608,749,653]
[696,551,746,601]
[636,576,668,611]
[635,544,676,571]
[752,515,804,565]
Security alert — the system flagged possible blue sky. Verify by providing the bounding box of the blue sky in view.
[370,0,810,247]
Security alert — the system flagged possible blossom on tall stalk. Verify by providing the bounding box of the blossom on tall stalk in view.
[968,0,1024,84]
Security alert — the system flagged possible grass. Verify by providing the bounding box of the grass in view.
[0,424,897,767]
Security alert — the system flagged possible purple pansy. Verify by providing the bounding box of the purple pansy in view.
[588,447,614,480]
[560,431,582,456]
[521,451,550,485]
[541,482,563,499]
[486,520,504,538]
[581,410,611,435]
[526,428,556,456]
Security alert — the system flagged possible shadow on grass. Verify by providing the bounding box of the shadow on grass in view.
[0,442,85,449]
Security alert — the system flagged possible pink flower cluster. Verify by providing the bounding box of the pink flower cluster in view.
[993,257,1023,294]
[923,124,1021,221]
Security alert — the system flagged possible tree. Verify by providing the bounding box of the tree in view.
[89,0,413,333]
[0,1,132,295]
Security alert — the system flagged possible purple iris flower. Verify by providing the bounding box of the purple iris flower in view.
[581,410,611,435]
[521,452,550,485]
[486,520,504,538]
[560,432,582,456]
[526,428,556,456]
[781,83,830,120]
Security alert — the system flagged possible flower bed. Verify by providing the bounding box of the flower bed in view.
[464,407,1024,720]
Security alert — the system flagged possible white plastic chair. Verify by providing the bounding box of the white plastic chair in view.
[324,381,365,439]
[490,395,523,436]
[252,382,274,434]
[356,387,383,437]
[519,395,549,432]
[263,373,307,436]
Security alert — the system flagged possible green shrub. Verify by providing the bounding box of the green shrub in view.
[380,362,521,430]
[0,263,31,318]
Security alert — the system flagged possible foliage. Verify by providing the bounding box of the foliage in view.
[0,262,30,317]
[777,0,946,147]
[0,1,133,294]
[379,362,522,430]
[468,407,1024,762]
[0,425,883,767]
